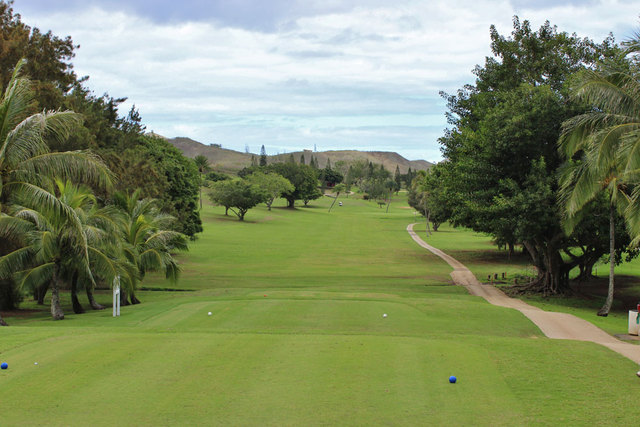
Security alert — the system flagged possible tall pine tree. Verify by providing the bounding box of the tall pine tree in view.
[260,145,267,166]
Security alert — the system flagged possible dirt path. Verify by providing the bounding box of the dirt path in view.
[407,224,640,364]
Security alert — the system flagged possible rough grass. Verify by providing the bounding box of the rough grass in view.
[1,195,639,426]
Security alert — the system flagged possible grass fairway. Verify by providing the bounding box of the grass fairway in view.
[2,195,639,426]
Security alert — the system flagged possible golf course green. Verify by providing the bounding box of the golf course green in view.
[1,195,638,426]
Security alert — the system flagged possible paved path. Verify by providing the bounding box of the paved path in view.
[407,223,640,364]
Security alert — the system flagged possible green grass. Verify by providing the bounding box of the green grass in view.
[1,195,639,426]
[413,222,533,281]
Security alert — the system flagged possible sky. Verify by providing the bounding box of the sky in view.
[13,0,640,162]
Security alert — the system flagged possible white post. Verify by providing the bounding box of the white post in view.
[113,276,121,317]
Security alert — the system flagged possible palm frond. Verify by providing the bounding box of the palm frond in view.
[1,113,49,167]
[0,246,35,279]
[86,246,122,285]
[138,248,165,272]
[12,206,52,231]
[17,262,55,291]
[18,151,114,191]
[41,110,83,144]
[573,70,640,116]
[0,215,35,243]
[0,60,36,147]
[145,230,188,251]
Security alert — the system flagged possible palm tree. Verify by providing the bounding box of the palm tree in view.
[193,155,210,210]
[1,197,89,320]
[559,138,628,316]
[0,60,112,213]
[112,190,188,305]
[0,213,33,325]
[0,180,126,320]
[0,60,113,324]
[328,183,346,212]
[54,180,130,314]
[558,44,640,315]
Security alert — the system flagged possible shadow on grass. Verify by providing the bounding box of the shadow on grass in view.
[209,214,263,224]
[572,275,640,311]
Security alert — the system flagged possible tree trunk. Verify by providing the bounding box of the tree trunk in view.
[120,288,131,306]
[576,253,598,282]
[328,193,339,212]
[199,172,205,211]
[508,242,515,260]
[71,273,85,314]
[523,238,571,295]
[598,206,615,317]
[0,314,7,326]
[286,197,295,208]
[50,270,64,320]
[86,287,105,310]
[36,281,49,305]
[385,192,391,213]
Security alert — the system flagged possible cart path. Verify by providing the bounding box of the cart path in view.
[407,223,640,364]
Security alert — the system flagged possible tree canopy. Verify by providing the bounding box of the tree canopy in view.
[208,179,268,221]
[246,171,294,211]
[436,17,621,293]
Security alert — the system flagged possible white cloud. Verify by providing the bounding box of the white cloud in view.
[13,0,640,162]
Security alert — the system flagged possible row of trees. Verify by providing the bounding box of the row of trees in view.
[0,63,187,324]
[211,155,411,218]
[411,17,640,315]
[0,2,199,323]
[211,161,324,220]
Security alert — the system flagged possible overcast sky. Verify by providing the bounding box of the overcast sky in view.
[14,0,640,161]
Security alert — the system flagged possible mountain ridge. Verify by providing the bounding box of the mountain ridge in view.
[166,136,433,174]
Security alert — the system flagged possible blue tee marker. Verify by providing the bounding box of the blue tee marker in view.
[449,375,456,383]
[1,362,8,369]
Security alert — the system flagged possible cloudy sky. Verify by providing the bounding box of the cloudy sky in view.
[14,0,640,161]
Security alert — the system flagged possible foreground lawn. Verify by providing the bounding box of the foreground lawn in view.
[2,195,639,425]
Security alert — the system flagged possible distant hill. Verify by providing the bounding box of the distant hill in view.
[165,136,433,174]
[168,137,251,173]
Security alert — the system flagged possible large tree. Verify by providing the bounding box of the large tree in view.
[268,162,319,208]
[246,171,294,211]
[438,17,617,294]
[408,165,454,233]
[208,179,268,221]
[0,1,77,110]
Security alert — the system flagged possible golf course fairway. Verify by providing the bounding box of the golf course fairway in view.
[1,195,638,426]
